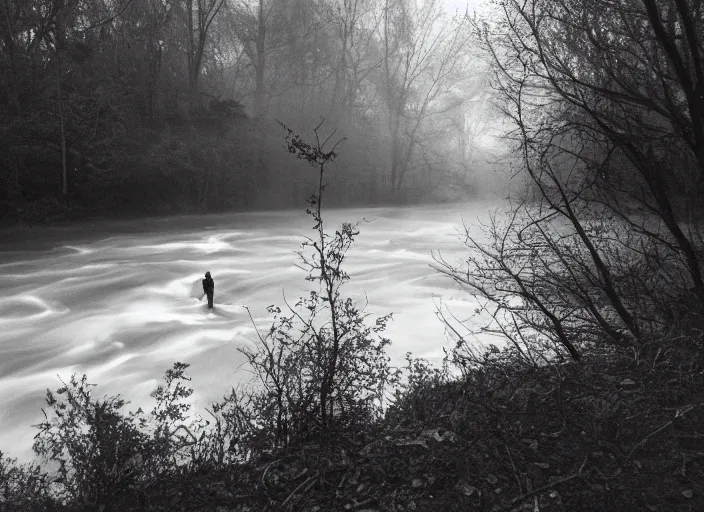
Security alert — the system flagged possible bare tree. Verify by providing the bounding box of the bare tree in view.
[481,0,704,302]
[0,0,22,115]
[45,0,81,198]
[183,0,226,111]
[379,0,473,196]
[230,0,279,116]
[438,0,704,363]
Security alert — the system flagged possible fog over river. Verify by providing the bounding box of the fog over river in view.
[0,202,501,462]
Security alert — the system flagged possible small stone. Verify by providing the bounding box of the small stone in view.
[494,487,503,494]
[456,482,478,496]
[412,478,424,488]
[682,489,694,499]
[486,473,499,484]
[357,483,366,493]
[423,429,458,443]
[522,439,539,451]
[620,378,637,387]
[126,453,143,468]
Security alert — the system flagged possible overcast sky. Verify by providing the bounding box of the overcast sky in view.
[442,0,488,14]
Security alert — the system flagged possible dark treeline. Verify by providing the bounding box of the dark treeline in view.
[0,0,492,223]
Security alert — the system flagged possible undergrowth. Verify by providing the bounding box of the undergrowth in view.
[2,341,703,511]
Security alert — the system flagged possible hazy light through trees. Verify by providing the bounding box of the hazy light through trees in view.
[0,0,504,220]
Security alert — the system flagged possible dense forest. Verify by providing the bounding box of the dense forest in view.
[0,0,493,223]
[3,0,704,509]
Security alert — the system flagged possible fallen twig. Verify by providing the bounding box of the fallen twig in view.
[624,403,704,465]
[282,472,319,509]
[503,456,587,510]
[261,458,281,493]
[505,444,523,494]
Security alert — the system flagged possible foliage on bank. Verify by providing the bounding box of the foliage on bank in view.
[2,338,704,512]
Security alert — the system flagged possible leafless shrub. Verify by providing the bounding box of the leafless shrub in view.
[207,122,395,456]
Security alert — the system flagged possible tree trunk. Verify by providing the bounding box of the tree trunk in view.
[384,1,396,196]
[641,0,704,181]
[186,0,197,111]
[254,0,266,117]
[57,49,68,198]
[2,0,21,115]
[331,18,348,122]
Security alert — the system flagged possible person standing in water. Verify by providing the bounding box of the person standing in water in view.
[202,271,215,309]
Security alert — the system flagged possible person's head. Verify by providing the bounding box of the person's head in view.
[205,271,211,278]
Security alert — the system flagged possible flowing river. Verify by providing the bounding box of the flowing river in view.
[0,202,501,463]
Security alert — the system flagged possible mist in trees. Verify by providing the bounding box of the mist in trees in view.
[437,0,704,365]
[0,0,499,223]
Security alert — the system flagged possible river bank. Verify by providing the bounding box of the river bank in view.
[3,338,703,511]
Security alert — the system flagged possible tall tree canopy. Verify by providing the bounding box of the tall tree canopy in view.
[0,0,492,222]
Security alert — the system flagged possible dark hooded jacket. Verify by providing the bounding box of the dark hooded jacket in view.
[202,275,214,295]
